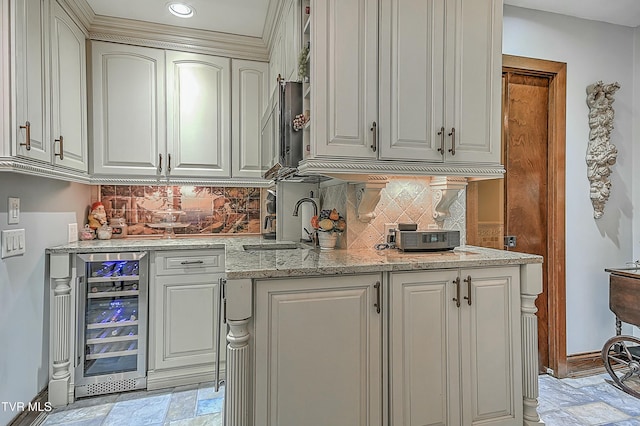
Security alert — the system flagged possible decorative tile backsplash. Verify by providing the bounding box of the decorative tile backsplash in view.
[98,185,262,237]
[320,177,466,249]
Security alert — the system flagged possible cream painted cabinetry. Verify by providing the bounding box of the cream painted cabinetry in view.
[90,41,165,176]
[254,274,382,426]
[390,267,522,425]
[232,60,269,178]
[148,250,226,390]
[11,0,87,173]
[50,1,88,172]
[269,0,300,94]
[306,0,502,169]
[91,42,232,178]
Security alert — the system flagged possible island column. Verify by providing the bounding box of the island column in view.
[224,278,252,426]
[521,263,545,425]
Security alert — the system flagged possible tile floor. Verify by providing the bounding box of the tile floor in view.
[35,373,640,425]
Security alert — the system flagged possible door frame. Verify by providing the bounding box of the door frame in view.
[502,55,568,377]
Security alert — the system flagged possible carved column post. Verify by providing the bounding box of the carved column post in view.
[225,319,250,426]
[49,253,73,407]
[224,278,252,426]
[520,263,545,425]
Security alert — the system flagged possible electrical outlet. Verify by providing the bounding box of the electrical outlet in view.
[68,223,78,243]
[384,223,397,237]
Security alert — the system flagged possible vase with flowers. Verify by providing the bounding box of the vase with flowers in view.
[310,208,346,249]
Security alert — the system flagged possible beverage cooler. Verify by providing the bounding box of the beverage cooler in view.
[75,253,148,397]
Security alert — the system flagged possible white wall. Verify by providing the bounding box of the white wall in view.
[0,173,90,426]
[634,29,640,267]
[504,6,635,355]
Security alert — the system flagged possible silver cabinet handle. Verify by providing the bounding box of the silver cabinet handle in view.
[463,275,472,305]
[20,121,31,150]
[374,281,381,314]
[370,121,377,152]
[55,136,64,160]
[452,277,461,308]
[214,277,226,392]
[448,127,456,155]
[180,260,204,265]
[437,127,445,155]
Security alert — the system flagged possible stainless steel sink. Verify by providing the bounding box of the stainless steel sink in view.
[242,243,309,251]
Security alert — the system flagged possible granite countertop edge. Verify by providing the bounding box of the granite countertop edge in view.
[47,237,543,279]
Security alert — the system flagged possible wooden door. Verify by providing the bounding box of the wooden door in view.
[468,56,567,376]
[503,73,550,370]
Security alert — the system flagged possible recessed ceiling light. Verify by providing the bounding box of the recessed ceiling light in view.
[168,2,194,18]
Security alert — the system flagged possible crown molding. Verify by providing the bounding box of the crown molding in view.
[0,158,91,184]
[263,0,285,53]
[59,0,95,34]
[89,15,269,61]
[88,176,273,187]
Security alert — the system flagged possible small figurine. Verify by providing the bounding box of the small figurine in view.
[88,201,107,230]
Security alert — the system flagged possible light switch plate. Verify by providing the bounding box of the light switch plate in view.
[2,228,26,258]
[8,197,20,224]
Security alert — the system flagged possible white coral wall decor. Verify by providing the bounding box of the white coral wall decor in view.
[586,80,620,219]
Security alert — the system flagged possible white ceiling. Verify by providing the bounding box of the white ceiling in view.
[85,0,272,38]
[504,0,640,27]
[85,0,640,39]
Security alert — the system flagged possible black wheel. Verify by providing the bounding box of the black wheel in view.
[602,335,640,398]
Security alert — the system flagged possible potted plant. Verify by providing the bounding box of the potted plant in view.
[310,208,346,249]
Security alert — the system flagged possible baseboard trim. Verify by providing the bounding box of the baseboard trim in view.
[8,388,51,426]
[565,351,605,378]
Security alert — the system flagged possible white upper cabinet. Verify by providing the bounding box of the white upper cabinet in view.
[311,0,378,159]
[91,43,235,179]
[232,60,269,178]
[311,0,502,166]
[14,0,50,163]
[444,0,502,164]
[50,1,87,172]
[166,51,231,178]
[11,0,88,173]
[91,41,164,176]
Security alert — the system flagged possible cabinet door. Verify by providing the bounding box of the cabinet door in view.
[379,0,446,162]
[91,41,164,176]
[50,2,87,172]
[153,274,222,370]
[390,270,460,426]
[14,0,49,163]
[255,274,382,426]
[460,267,522,425]
[444,0,502,164]
[232,60,269,178]
[311,0,378,159]
[283,0,300,81]
[166,51,230,177]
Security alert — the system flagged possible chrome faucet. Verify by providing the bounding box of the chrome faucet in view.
[292,198,319,247]
[292,197,318,217]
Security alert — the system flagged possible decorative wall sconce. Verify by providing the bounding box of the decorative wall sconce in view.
[586,80,620,219]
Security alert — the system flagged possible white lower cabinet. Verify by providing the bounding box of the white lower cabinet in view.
[254,274,382,426]
[148,250,225,390]
[390,267,522,425]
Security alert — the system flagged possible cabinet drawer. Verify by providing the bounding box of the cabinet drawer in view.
[155,250,225,275]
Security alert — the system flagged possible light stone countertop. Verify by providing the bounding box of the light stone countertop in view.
[47,236,543,279]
